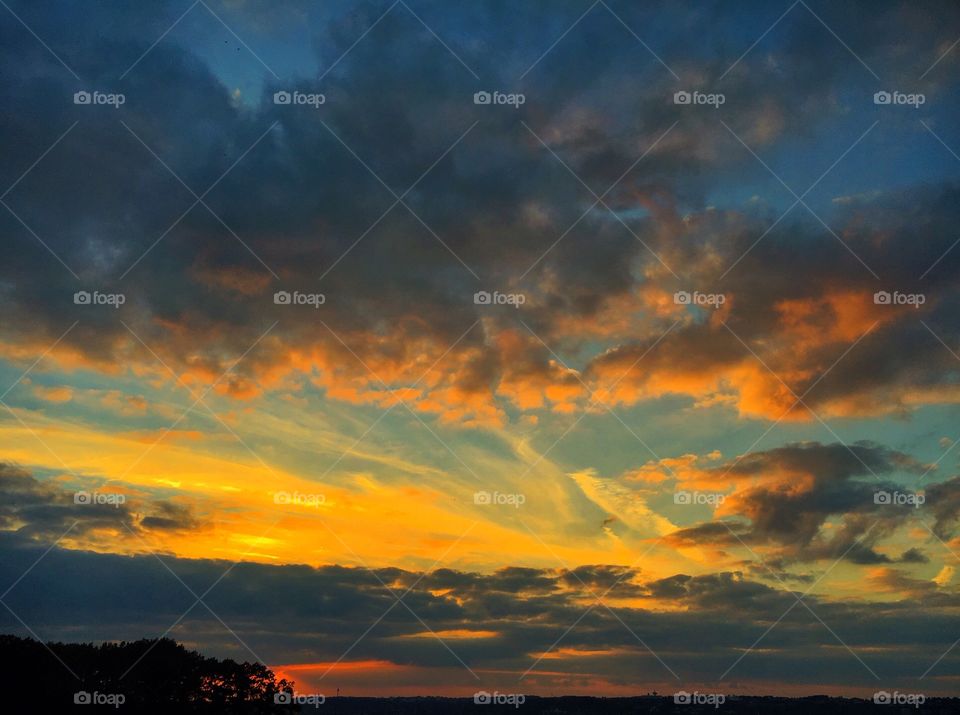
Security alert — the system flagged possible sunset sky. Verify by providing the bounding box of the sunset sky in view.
[2,0,960,700]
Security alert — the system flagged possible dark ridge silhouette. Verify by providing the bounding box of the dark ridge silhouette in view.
[1,634,957,713]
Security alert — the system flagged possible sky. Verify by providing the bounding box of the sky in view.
[1,0,960,700]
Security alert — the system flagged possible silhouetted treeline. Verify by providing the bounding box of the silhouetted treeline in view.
[0,634,295,712]
[2,634,958,713]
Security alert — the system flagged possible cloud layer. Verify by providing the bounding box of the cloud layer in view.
[2,0,960,698]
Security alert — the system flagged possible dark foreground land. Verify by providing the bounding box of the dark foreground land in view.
[314,696,956,714]
[0,635,954,713]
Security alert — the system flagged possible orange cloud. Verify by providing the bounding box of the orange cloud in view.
[31,384,74,403]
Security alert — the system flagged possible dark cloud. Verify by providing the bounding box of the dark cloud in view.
[1,529,958,692]
[2,0,960,697]
[664,442,954,566]
[0,462,206,541]
[0,456,958,690]
[0,1,959,425]
[139,500,203,531]
[925,475,960,539]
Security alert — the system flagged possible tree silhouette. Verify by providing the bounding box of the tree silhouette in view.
[0,634,296,712]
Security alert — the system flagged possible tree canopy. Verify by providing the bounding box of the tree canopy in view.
[0,634,296,712]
